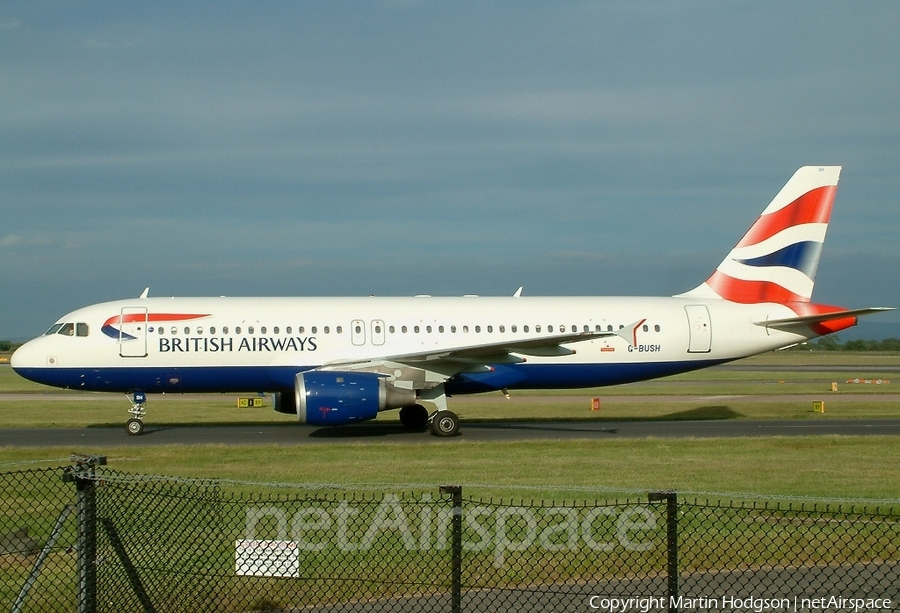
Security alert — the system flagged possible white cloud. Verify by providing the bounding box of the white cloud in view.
[0,234,54,247]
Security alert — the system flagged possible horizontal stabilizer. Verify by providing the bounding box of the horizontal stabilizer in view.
[755,307,894,330]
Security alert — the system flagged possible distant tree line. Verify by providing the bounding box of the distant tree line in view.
[0,341,15,352]
[795,336,900,352]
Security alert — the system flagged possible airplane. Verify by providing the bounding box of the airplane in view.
[11,166,892,437]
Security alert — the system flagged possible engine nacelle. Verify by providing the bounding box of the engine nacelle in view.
[295,371,416,426]
[273,391,297,415]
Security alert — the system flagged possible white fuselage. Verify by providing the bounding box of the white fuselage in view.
[11,295,809,396]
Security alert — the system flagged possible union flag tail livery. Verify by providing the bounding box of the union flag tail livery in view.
[680,166,839,304]
[11,167,892,437]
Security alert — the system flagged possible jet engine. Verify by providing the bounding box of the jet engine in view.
[291,371,416,426]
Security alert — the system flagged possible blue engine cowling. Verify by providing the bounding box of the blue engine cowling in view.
[295,371,416,426]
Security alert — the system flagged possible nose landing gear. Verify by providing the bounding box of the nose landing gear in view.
[125,391,147,436]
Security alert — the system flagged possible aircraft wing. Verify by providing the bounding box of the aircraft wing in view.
[317,320,645,385]
[399,328,620,362]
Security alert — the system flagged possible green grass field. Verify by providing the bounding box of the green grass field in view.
[1,353,898,501]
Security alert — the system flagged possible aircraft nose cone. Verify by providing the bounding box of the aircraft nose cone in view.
[10,340,38,371]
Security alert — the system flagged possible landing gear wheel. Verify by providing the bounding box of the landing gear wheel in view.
[429,410,460,437]
[399,404,429,431]
[125,391,147,436]
[126,418,144,436]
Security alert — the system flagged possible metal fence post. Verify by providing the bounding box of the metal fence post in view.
[64,454,107,613]
[649,491,678,613]
[440,485,462,613]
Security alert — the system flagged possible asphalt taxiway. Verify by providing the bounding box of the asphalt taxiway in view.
[1,418,899,447]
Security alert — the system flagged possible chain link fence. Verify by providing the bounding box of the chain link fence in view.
[1,458,898,612]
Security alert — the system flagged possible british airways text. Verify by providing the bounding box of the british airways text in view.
[158,336,317,353]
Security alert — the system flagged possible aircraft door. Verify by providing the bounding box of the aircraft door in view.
[371,320,385,346]
[685,305,712,353]
[119,307,149,358]
[351,319,366,346]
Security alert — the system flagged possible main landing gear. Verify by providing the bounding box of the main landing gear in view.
[429,410,460,437]
[399,404,429,431]
[125,391,147,436]
[398,404,460,437]
[412,384,460,437]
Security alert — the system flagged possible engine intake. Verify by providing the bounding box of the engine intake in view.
[295,371,416,426]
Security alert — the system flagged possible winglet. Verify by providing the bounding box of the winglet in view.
[513,287,523,298]
[139,287,150,299]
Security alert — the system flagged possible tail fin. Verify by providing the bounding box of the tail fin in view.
[678,166,841,304]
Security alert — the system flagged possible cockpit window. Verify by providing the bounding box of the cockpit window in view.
[45,322,89,337]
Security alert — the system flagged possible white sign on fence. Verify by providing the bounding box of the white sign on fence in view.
[235,539,300,578]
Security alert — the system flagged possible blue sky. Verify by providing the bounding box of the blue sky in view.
[2,1,899,338]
